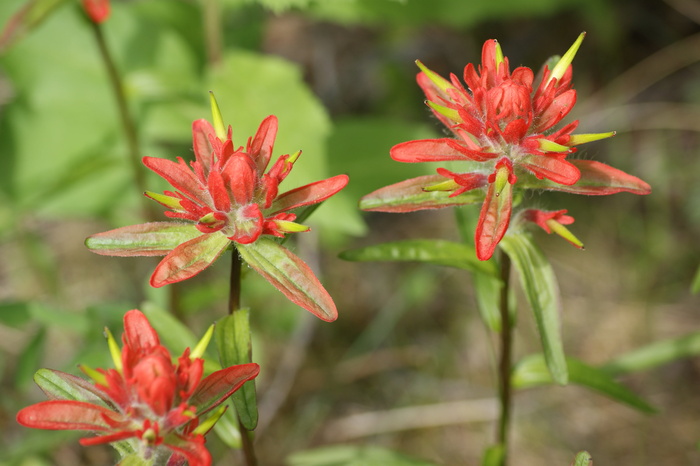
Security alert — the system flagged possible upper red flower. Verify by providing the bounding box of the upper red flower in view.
[360,34,651,260]
[87,95,347,321]
[17,310,260,466]
[82,0,110,23]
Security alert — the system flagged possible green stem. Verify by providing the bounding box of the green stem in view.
[229,251,257,466]
[89,21,155,220]
[496,251,513,464]
[202,0,223,66]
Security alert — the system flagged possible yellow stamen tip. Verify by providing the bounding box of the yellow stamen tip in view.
[415,60,455,94]
[104,327,123,373]
[209,91,227,141]
[191,324,214,360]
[547,32,586,86]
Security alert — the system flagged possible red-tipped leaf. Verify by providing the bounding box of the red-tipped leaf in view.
[236,238,338,321]
[17,400,116,431]
[268,174,349,215]
[391,139,474,163]
[360,175,484,213]
[189,363,260,416]
[85,222,202,257]
[150,233,230,287]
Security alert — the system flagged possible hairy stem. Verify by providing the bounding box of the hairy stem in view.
[496,252,513,464]
[229,251,257,466]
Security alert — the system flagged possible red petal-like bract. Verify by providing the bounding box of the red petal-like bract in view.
[82,0,110,23]
[189,363,261,416]
[17,400,116,431]
[150,233,230,287]
[475,181,513,261]
[269,174,349,215]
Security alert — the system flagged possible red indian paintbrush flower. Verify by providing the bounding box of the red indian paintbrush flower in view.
[360,33,651,260]
[86,94,348,321]
[17,309,259,466]
[82,0,110,23]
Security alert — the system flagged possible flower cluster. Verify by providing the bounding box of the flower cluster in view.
[87,95,347,321]
[17,310,259,466]
[361,33,651,260]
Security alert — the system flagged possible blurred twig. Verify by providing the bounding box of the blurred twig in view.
[664,0,700,25]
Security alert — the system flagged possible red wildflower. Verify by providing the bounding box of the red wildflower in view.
[86,94,348,321]
[82,0,110,23]
[17,310,259,466]
[360,33,651,260]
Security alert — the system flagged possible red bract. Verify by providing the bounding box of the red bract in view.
[17,310,259,466]
[86,99,348,321]
[360,33,651,260]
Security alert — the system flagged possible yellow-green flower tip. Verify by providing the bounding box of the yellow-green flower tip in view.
[104,327,123,373]
[79,364,108,386]
[287,150,302,164]
[423,179,460,192]
[548,32,586,86]
[145,191,183,210]
[494,165,511,196]
[275,220,310,233]
[192,405,228,435]
[494,40,505,71]
[209,91,227,141]
[426,100,462,123]
[415,59,455,93]
[538,138,571,153]
[567,131,616,146]
[545,218,584,249]
[191,324,214,360]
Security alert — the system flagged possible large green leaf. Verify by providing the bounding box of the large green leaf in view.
[600,331,700,377]
[512,354,655,413]
[481,444,505,466]
[340,239,497,277]
[215,310,258,430]
[287,445,437,466]
[236,238,338,321]
[500,232,568,384]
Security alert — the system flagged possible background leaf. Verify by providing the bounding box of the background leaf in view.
[512,354,655,413]
[287,445,437,466]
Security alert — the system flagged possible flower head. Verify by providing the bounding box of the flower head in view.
[82,0,111,23]
[360,33,651,260]
[87,94,348,321]
[17,310,259,466]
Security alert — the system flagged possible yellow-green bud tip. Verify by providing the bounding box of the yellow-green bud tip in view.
[287,150,302,164]
[426,100,462,123]
[209,91,227,141]
[415,59,455,94]
[192,405,228,435]
[567,131,616,146]
[547,32,586,86]
[494,40,504,72]
[423,179,460,192]
[79,364,108,386]
[191,324,215,360]
[545,218,584,249]
[104,327,123,373]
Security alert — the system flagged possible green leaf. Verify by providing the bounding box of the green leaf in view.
[85,222,202,257]
[512,354,655,413]
[0,0,71,51]
[287,445,437,466]
[481,444,505,466]
[16,328,46,389]
[215,310,258,430]
[473,273,502,332]
[500,232,568,384]
[340,239,498,277]
[691,264,700,294]
[0,300,31,327]
[600,331,700,377]
[570,451,592,466]
[212,405,243,449]
[236,238,338,322]
[117,454,154,466]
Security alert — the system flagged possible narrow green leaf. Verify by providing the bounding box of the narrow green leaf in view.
[287,445,437,466]
[500,233,568,384]
[340,239,498,277]
[570,451,592,466]
[512,354,655,413]
[481,444,505,466]
[691,264,700,294]
[16,328,46,389]
[473,273,502,332]
[215,311,258,430]
[236,238,337,321]
[212,405,243,449]
[85,222,202,257]
[117,454,154,466]
[601,331,700,377]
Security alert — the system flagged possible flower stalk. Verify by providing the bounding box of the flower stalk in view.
[496,252,513,464]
